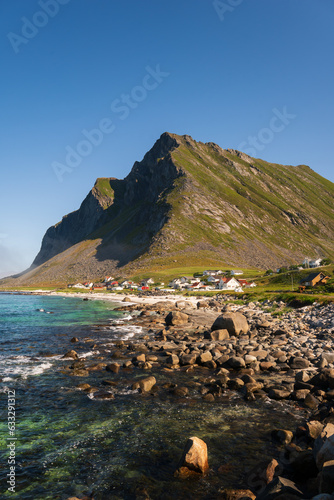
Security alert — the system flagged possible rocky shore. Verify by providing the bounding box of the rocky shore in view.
[59,294,334,500]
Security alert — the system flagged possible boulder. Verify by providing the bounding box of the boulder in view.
[227,356,246,369]
[272,429,293,445]
[268,388,291,400]
[198,351,212,364]
[132,376,156,393]
[175,436,209,477]
[289,357,310,369]
[217,489,256,500]
[165,311,189,326]
[106,363,120,374]
[319,460,334,494]
[180,353,197,365]
[63,350,78,359]
[316,435,334,470]
[256,476,304,499]
[211,313,249,336]
[166,354,179,365]
[314,424,334,459]
[204,329,230,341]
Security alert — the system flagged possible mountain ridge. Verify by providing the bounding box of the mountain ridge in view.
[2,132,334,286]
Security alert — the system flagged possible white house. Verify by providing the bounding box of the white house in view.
[203,270,223,276]
[231,270,243,276]
[309,259,322,268]
[169,278,182,288]
[217,277,243,291]
[207,275,221,284]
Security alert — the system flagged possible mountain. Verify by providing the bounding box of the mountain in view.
[2,132,334,286]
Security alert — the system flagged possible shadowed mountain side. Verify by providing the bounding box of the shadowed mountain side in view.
[1,132,334,286]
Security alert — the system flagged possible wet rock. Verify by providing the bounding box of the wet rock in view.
[211,312,249,336]
[256,476,304,499]
[70,337,79,343]
[172,386,189,397]
[247,458,279,494]
[106,362,120,374]
[272,429,294,445]
[132,376,157,393]
[203,393,215,402]
[77,383,91,391]
[93,391,115,400]
[63,350,79,359]
[218,489,256,500]
[165,311,189,326]
[175,436,209,477]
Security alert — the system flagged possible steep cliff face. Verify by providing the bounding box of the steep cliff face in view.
[33,178,118,266]
[4,131,334,286]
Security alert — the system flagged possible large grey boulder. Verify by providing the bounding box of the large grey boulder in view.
[211,312,249,336]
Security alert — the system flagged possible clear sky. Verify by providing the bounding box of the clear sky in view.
[1,0,333,277]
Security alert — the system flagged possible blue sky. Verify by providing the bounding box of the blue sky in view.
[1,0,333,277]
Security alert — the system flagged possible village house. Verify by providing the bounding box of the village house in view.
[217,277,243,291]
[230,270,243,276]
[238,279,257,288]
[203,270,223,276]
[302,258,323,268]
[104,276,115,283]
[207,275,222,284]
[299,272,330,292]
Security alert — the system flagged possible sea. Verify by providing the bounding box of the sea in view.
[0,292,303,499]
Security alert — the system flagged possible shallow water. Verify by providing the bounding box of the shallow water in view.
[0,293,304,499]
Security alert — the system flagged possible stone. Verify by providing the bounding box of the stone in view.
[132,376,156,393]
[175,436,209,477]
[199,351,213,364]
[292,389,310,400]
[106,362,120,374]
[268,388,291,400]
[70,337,79,343]
[304,393,319,409]
[211,312,249,336]
[316,435,334,470]
[289,357,310,369]
[173,387,189,397]
[218,489,256,500]
[63,350,78,359]
[227,378,244,390]
[306,420,324,440]
[227,356,246,369]
[204,329,230,341]
[272,429,294,445]
[180,353,197,365]
[314,424,334,459]
[247,459,279,494]
[244,355,257,364]
[319,460,334,494]
[256,476,304,499]
[165,311,189,326]
[166,354,179,365]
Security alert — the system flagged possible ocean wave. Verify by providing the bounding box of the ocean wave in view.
[0,355,53,378]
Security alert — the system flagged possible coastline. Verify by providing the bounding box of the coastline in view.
[2,290,334,498]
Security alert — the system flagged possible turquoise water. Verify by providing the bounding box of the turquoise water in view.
[0,293,303,499]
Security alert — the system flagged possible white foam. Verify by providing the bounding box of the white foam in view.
[0,355,53,378]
